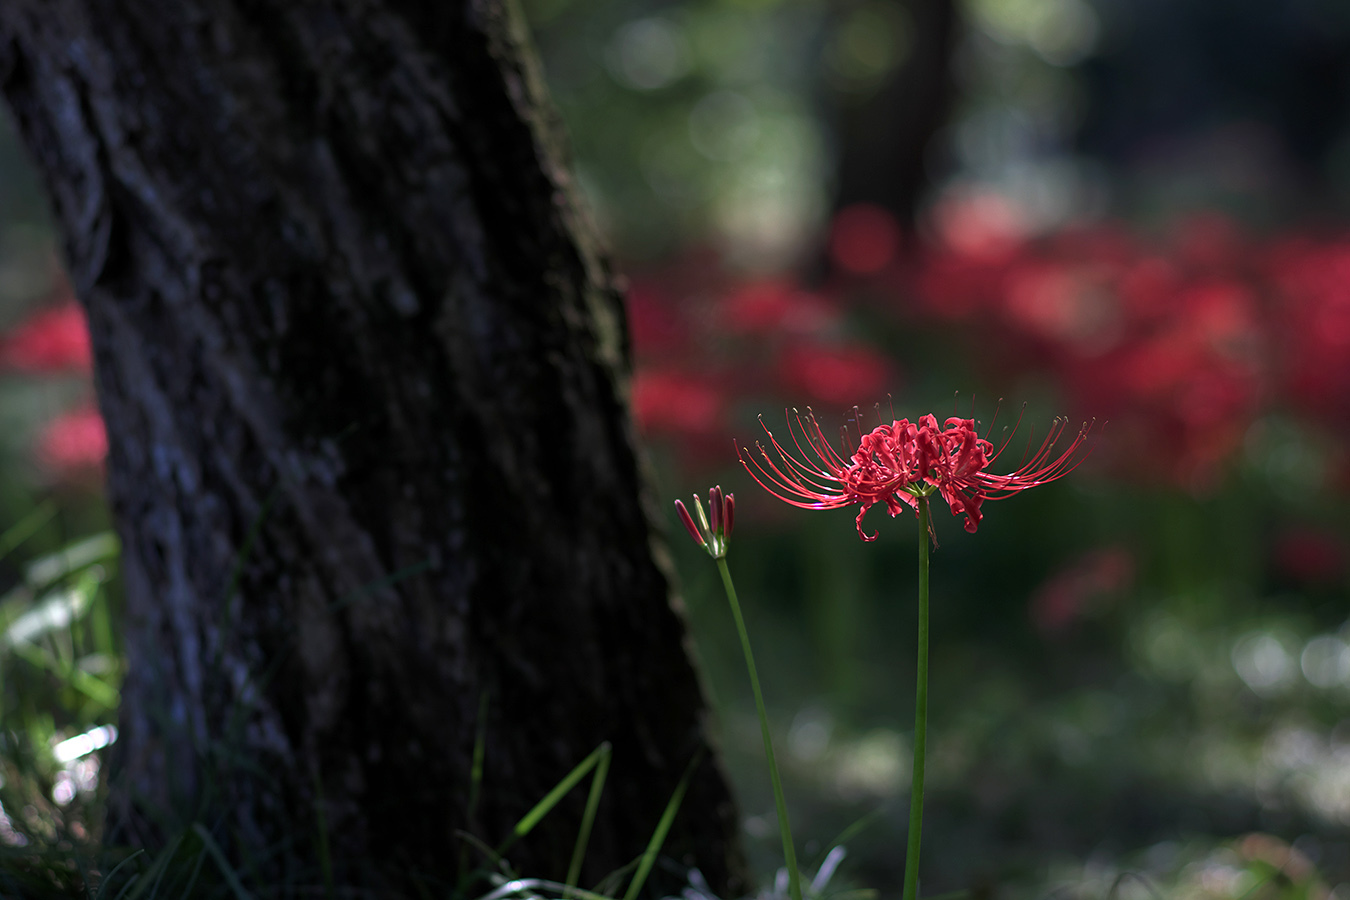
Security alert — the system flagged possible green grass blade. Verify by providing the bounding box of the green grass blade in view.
[1107,873,1161,900]
[468,690,490,823]
[1233,868,1276,900]
[90,573,117,657]
[565,742,611,891]
[820,891,878,900]
[120,834,184,900]
[621,748,703,900]
[809,808,884,871]
[313,768,335,900]
[328,559,434,614]
[459,690,493,892]
[591,858,638,898]
[9,639,120,708]
[1,580,95,650]
[108,873,140,900]
[477,877,619,900]
[91,849,145,900]
[0,500,57,561]
[174,843,209,898]
[223,488,281,608]
[23,532,120,590]
[192,823,255,900]
[505,743,611,846]
[455,828,508,874]
[210,484,283,677]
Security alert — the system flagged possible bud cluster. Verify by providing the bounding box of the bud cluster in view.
[675,485,735,559]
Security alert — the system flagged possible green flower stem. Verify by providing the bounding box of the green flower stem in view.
[715,557,803,900]
[901,497,931,900]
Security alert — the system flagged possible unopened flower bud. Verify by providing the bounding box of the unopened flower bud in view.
[674,488,734,559]
[674,499,705,547]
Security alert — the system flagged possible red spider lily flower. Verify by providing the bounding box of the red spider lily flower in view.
[675,485,735,558]
[739,407,1094,542]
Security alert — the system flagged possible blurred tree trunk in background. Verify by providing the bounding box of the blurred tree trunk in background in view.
[830,0,960,225]
[0,1,744,895]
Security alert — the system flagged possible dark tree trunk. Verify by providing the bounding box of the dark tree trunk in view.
[0,1,745,895]
[830,0,960,225]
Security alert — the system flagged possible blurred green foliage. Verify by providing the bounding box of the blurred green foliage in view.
[0,504,119,894]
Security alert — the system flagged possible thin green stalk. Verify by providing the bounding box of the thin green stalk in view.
[901,497,931,900]
[715,557,802,900]
[312,768,334,900]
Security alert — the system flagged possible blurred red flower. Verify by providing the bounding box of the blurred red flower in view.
[928,186,1026,262]
[0,303,92,373]
[1173,212,1248,275]
[829,204,902,275]
[626,282,689,356]
[1267,236,1350,425]
[1030,545,1135,633]
[35,405,108,475]
[775,342,893,407]
[631,370,725,436]
[719,279,837,335]
[909,219,1277,490]
[1271,529,1344,586]
[623,213,1350,495]
[910,243,1012,321]
[1002,260,1122,349]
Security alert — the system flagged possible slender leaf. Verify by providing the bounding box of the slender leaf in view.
[501,742,612,855]
[565,742,611,892]
[809,846,847,895]
[174,843,209,899]
[1,581,95,650]
[477,877,617,900]
[312,767,335,900]
[328,559,434,613]
[468,690,490,824]
[455,828,509,877]
[460,690,493,891]
[622,748,703,900]
[192,823,255,900]
[1107,872,1161,900]
[9,640,120,708]
[91,849,144,900]
[809,809,883,872]
[120,834,184,900]
[24,532,120,590]
[90,570,117,657]
[820,891,879,900]
[0,500,57,561]
[108,873,141,900]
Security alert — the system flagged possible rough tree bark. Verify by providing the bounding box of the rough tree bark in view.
[0,1,745,895]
